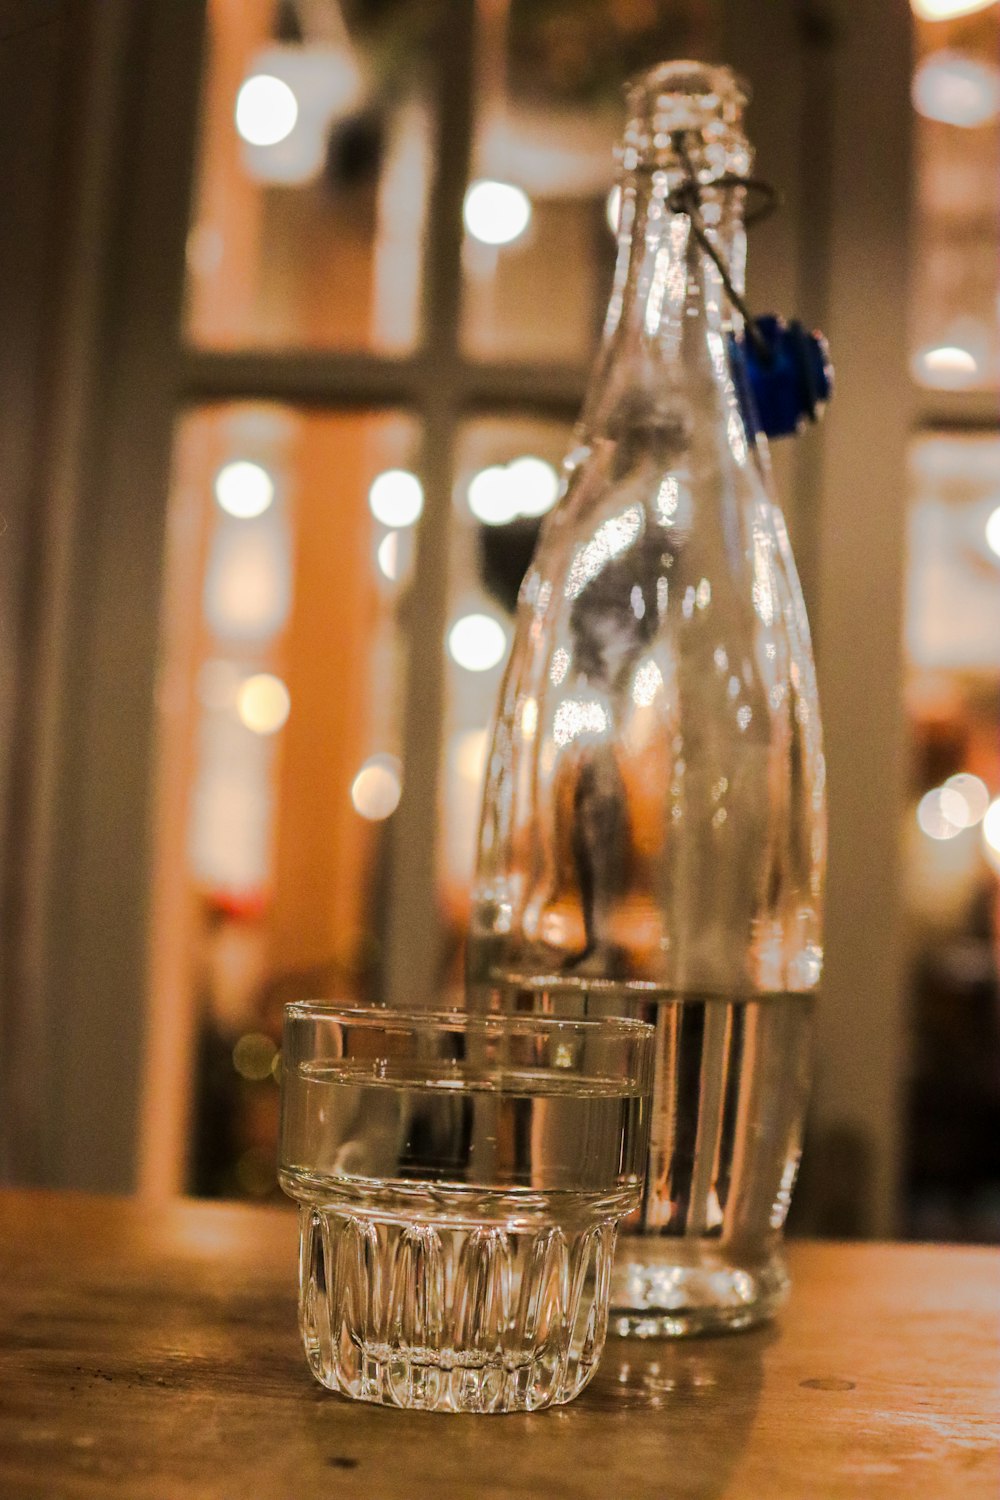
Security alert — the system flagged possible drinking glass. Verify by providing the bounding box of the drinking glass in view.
[279,1005,653,1413]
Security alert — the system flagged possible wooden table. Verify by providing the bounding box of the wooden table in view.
[0,1192,996,1499]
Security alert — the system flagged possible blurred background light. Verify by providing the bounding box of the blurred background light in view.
[232,1032,277,1081]
[463,180,532,246]
[912,342,979,387]
[945,772,990,825]
[467,465,519,525]
[911,0,998,19]
[508,455,560,517]
[983,798,1000,868]
[917,785,969,840]
[606,184,622,234]
[912,53,1000,127]
[236,45,365,186]
[985,505,1000,557]
[351,754,402,820]
[447,612,508,672]
[983,798,1000,850]
[235,74,298,147]
[214,460,275,519]
[369,468,424,527]
[466,456,558,524]
[236,673,291,735]
[377,531,400,580]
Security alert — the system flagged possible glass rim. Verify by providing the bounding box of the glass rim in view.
[283,1001,652,1043]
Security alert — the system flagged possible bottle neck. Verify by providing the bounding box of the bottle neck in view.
[580,170,749,444]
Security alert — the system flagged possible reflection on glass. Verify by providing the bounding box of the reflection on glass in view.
[186,0,429,351]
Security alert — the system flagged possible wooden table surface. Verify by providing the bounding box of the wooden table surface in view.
[0,1191,996,1500]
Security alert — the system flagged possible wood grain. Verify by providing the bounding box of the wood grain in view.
[0,1191,996,1499]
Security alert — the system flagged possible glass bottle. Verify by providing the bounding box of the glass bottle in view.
[467,61,826,1335]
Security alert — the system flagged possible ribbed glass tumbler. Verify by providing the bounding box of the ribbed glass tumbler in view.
[278,1005,653,1413]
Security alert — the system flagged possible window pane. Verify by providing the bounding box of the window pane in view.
[461,1,718,363]
[911,7,1000,389]
[438,414,572,993]
[185,0,430,352]
[904,433,1000,1240]
[153,404,418,1198]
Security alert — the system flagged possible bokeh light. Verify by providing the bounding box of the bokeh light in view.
[985,506,1000,558]
[912,53,1000,127]
[447,612,508,672]
[982,798,1000,858]
[235,74,298,146]
[508,456,560,518]
[463,181,532,246]
[917,785,969,840]
[467,466,518,526]
[369,469,424,527]
[214,460,275,519]
[236,673,291,735]
[232,1032,278,1081]
[944,773,990,826]
[912,343,979,388]
[351,754,403,820]
[377,531,400,580]
[466,457,559,525]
